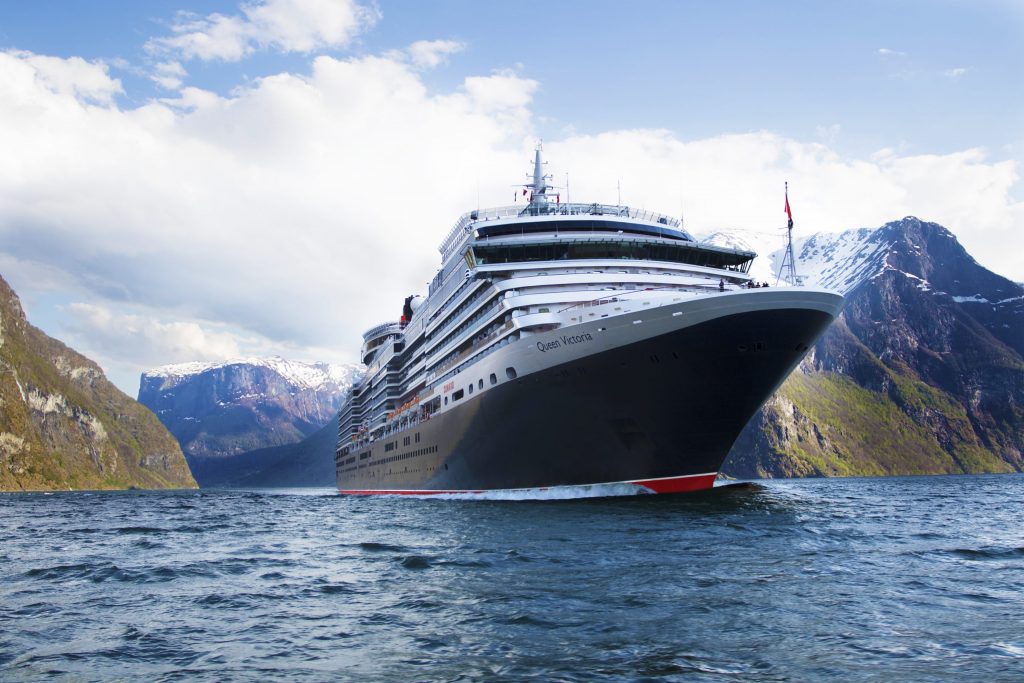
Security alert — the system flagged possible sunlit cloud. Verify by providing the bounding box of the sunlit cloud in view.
[1,36,1020,392]
[146,0,379,62]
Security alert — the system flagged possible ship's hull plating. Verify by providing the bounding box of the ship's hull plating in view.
[338,290,841,495]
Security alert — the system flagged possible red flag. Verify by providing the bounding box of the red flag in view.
[522,188,528,196]
[784,189,793,229]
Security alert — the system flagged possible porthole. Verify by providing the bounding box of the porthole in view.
[478,379,484,390]
[506,367,517,380]
[489,373,497,386]
[444,396,449,405]
[468,384,474,395]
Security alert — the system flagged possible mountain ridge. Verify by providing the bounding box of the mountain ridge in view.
[145,356,356,392]
[138,357,361,486]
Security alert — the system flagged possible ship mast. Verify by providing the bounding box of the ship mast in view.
[521,142,554,210]
[776,181,800,286]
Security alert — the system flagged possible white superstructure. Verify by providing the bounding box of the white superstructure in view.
[338,146,767,454]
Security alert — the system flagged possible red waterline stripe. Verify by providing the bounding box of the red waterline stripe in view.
[631,472,717,494]
[339,472,717,496]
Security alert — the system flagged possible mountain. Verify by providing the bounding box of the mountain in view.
[138,357,360,485]
[721,217,1023,478]
[0,275,196,491]
[190,419,338,488]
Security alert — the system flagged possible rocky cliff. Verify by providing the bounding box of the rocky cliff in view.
[723,217,1023,478]
[0,275,196,491]
[138,357,360,485]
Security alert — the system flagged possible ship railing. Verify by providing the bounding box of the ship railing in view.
[424,297,505,359]
[347,405,433,448]
[425,283,495,340]
[361,321,404,341]
[428,320,515,379]
[557,282,743,314]
[439,203,683,259]
[427,324,520,391]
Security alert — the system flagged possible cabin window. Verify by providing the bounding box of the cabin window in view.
[506,367,518,380]
[453,389,464,401]
[444,396,449,405]
[478,379,484,390]
[490,373,497,386]
[468,384,474,395]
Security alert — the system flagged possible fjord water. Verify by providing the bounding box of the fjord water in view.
[2,476,1022,681]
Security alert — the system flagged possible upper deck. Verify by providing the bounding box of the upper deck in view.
[439,202,691,260]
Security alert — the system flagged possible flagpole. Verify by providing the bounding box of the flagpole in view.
[776,181,799,286]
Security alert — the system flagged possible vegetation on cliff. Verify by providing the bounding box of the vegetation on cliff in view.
[0,275,196,491]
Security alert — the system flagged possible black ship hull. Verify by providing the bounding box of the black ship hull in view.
[337,299,839,495]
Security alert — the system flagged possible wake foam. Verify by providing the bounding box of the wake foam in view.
[409,482,654,501]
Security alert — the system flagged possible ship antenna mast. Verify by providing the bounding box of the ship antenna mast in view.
[532,143,547,202]
[776,181,800,286]
[518,141,557,213]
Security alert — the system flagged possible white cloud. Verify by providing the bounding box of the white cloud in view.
[147,0,379,62]
[1,47,1021,393]
[547,131,1022,280]
[151,60,188,90]
[65,303,243,364]
[877,48,906,57]
[944,67,968,78]
[406,40,465,69]
[60,303,253,392]
[2,50,122,104]
[0,48,537,389]
[815,124,841,145]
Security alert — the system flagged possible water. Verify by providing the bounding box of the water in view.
[2,475,1023,682]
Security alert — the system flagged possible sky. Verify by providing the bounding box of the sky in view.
[1,0,1022,395]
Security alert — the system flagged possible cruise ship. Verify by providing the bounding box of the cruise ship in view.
[336,147,843,495]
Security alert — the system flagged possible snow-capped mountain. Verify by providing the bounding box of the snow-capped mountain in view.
[138,356,363,485]
[704,216,1020,302]
[701,229,785,285]
[703,223,892,293]
[145,356,358,392]
[724,216,1023,478]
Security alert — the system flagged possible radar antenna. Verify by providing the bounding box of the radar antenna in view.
[516,142,560,213]
[776,181,800,286]
[526,142,552,202]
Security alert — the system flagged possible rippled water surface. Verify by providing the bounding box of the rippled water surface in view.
[2,475,1023,681]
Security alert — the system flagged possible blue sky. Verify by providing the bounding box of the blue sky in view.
[0,0,1021,392]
